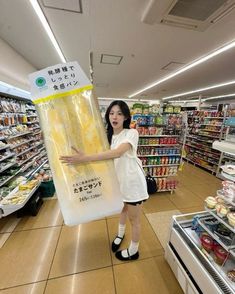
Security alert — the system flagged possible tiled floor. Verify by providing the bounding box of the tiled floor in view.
[0,163,221,293]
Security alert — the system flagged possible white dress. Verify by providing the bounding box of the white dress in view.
[111,128,149,202]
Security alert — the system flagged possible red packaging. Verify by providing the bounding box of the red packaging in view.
[200,234,214,252]
[214,245,228,265]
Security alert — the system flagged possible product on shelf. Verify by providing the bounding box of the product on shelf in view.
[149,104,160,114]
[215,203,229,218]
[221,164,235,176]
[227,269,235,282]
[203,217,219,232]
[0,93,50,217]
[184,109,230,174]
[200,233,214,252]
[132,103,143,114]
[214,244,229,265]
[133,106,185,193]
[227,212,235,227]
[205,196,217,209]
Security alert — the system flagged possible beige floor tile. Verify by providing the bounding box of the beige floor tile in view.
[0,233,11,249]
[180,205,206,214]
[114,256,183,294]
[107,214,164,265]
[49,219,111,278]
[0,227,60,289]
[146,210,181,249]
[0,216,20,233]
[142,194,176,214]
[0,281,46,294]
[169,186,203,209]
[15,199,63,231]
[187,184,219,200]
[45,267,115,294]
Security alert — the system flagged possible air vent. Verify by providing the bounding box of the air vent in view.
[168,0,226,21]
[100,54,123,65]
[42,0,82,13]
[141,0,235,31]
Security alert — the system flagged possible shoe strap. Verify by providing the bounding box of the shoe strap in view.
[127,248,131,259]
[116,235,124,240]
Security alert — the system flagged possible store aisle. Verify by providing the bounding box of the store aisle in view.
[0,163,221,294]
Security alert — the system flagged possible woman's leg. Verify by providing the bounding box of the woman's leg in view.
[119,202,128,225]
[112,203,128,251]
[115,203,142,260]
[127,203,142,243]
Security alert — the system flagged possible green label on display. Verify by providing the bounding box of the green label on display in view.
[29,61,91,101]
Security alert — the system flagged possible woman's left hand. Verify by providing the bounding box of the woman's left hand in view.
[60,147,88,165]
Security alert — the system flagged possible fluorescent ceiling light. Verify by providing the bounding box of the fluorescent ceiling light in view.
[162,80,235,100]
[0,80,30,99]
[129,39,235,98]
[98,97,150,102]
[170,99,199,103]
[29,0,66,63]
[202,93,235,101]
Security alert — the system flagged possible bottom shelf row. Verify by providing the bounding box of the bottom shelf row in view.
[147,176,178,192]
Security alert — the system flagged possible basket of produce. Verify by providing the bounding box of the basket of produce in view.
[34,169,55,197]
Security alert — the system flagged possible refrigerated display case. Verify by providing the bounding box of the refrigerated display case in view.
[165,211,235,294]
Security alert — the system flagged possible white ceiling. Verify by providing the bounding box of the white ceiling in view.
[0,0,235,102]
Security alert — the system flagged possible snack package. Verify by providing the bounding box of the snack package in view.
[29,62,123,225]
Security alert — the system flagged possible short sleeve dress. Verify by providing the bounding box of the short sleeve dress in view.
[111,128,149,203]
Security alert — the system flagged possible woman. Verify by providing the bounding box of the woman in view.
[60,100,149,261]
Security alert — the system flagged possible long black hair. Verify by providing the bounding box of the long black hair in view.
[105,100,131,144]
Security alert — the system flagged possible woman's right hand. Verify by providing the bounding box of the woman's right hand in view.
[60,147,88,165]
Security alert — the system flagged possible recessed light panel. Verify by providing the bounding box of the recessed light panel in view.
[42,0,82,13]
[161,61,185,71]
[100,54,123,65]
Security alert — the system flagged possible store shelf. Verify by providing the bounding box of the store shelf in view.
[200,129,221,133]
[152,174,177,178]
[0,153,15,162]
[143,164,179,167]
[30,126,40,131]
[184,157,216,173]
[17,152,40,167]
[10,138,34,149]
[213,141,235,156]
[204,207,235,234]
[25,159,48,179]
[139,135,179,137]
[204,117,224,119]
[197,133,220,139]
[0,182,41,217]
[187,153,218,166]
[139,144,179,147]
[221,171,235,181]
[0,170,21,188]
[201,124,223,127]
[7,131,32,140]
[16,146,37,157]
[185,143,220,158]
[0,162,17,173]
[187,135,213,144]
[138,154,181,157]
[34,130,41,135]
[0,145,10,151]
[198,218,235,254]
